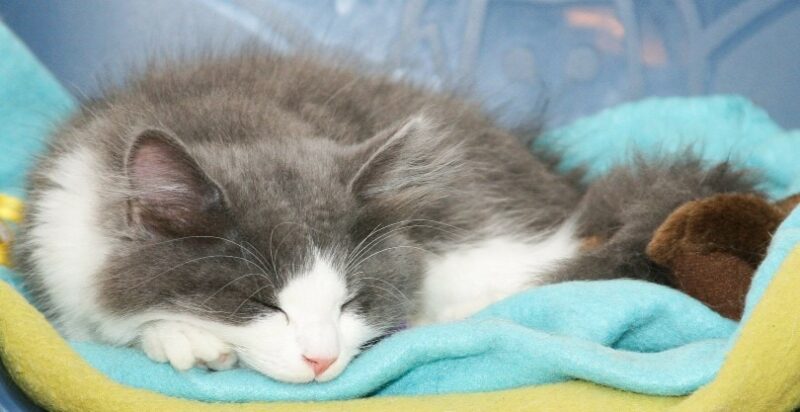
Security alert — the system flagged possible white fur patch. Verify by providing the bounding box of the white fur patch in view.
[415,222,581,324]
[278,255,344,355]
[124,252,377,383]
[27,148,113,340]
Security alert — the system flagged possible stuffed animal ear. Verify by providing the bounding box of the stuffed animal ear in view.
[125,129,229,237]
[348,116,462,203]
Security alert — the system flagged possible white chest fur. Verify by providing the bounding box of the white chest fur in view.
[27,148,113,340]
[414,223,580,324]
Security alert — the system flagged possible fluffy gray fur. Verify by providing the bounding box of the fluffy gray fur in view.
[14,49,758,343]
[557,155,759,284]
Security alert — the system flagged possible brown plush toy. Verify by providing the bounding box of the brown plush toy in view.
[645,193,800,320]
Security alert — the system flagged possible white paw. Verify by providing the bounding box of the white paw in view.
[140,321,237,371]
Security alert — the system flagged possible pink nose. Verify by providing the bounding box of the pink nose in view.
[303,356,337,376]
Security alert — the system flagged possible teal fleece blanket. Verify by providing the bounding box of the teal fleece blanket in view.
[2,22,799,402]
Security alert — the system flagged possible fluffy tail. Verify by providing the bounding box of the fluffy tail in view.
[551,154,761,285]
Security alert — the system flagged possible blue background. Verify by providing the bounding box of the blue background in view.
[1,0,799,128]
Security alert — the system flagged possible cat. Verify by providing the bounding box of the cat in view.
[12,49,758,383]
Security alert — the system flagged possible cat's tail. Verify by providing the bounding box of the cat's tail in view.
[550,153,761,285]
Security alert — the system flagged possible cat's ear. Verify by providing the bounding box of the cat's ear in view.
[125,129,229,237]
[348,116,462,203]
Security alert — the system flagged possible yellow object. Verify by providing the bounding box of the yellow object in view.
[671,247,800,412]
[0,194,23,267]
[0,243,8,267]
[0,194,23,223]
[0,247,798,411]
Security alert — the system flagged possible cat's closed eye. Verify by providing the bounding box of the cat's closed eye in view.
[341,295,359,312]
[251,298,285,316]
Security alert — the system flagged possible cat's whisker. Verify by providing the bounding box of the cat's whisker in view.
[353,273,413,306]
[201,272,275,306]
[348,245,433,275]
[344,221,464,272]
[127,235,216,251]
[126,234,278,280]
[350,219,444,262]
[241,240,271,273]
[267,221,296,274]
[128,235,261,261]
[344,218,458,266]
[231,283,278,316]
[172,299,231,316]
[345,224,399,269]
[269,221,322,272]
[130,255,268,289]
[234,242,273,279]
[344,220,409,268]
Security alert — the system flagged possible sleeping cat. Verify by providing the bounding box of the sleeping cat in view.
[13,50,758,383]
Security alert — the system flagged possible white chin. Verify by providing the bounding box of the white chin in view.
[251,362,316,384]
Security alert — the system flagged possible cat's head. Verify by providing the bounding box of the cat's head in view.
[102,116,460,382]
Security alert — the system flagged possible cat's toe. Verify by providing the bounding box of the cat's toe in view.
[140,327,168,363]
[206,351,238,371]
[183,326,238,370]
[182,325,230,363]
[161,329,197,370]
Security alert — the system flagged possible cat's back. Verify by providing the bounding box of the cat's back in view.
[36,50,577,234]
[70,51,484,148]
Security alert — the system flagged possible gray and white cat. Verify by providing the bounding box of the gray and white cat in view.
[13,50,758,383]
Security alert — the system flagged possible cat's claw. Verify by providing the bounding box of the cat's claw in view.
[140,321,237,371]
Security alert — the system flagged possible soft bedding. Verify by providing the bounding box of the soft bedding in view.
[2,21,800,411]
